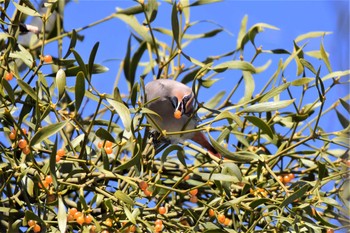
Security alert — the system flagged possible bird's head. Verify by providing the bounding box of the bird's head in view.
[169,92,194,119]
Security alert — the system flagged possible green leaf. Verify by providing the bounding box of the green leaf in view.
[242,71,255,103]
[320,39,332,73]
[339,98,350,113]
[88,42,100,80]
[106,99,131,131]
[2,79,15,103]
[55,69,66,101]
[96,128,116,143]
[321,70,350,82]
[335,109,349,129]
[280,184,310,208]
[171,2,181,49]
[114,190,135,206]
[114,14,152,43]
[291,77,314,86]
[115,5,144,15]
[58,196,67,233]
[144,0,158,23]
[180,0,190,24]
[243,99,295,113]
[30,121,67,146]
[71,49,88,79]
[63,29,77,59]
[282,43,305,72]
[295,31,332,43]
[162,145,187,167]
[124,206,136,224]
[222,162,242,181]
[212,60,256,73]
[299,58,317,74]
[236,15,248,49]
[13,1,41,16]
[9,44,34,68]
[75,71,85,113]
[208,134,259,162]
[259,83,290,102]
[317,161,327,181]
[197,172,240,182]
[245,116,274,139]
[212,110,244,128]
[189,0,223,6]
[17,79,37,101]
[123,36,131,86]
[129,41,147,88]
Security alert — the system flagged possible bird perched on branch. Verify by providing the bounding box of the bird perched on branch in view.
[144,79,221,158]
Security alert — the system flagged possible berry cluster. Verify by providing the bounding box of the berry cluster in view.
[27,220,41,233]
[98,140,114,154]
[9,128,30,155]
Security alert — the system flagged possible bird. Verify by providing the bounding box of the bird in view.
[144,79,221,158]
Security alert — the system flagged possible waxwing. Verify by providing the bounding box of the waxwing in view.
[144,79,221,158]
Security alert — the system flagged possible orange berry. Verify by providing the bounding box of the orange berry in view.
[139,181,148,191]
[21,128,27,135]
[155,219,163,226]
[56,155,61,162]
[326,229,334,233]
[28,220,36,227]
[43,55,53,63]
[74,211,83,220]
[97,141,104,149]
[22,146,31,155]
[184,175,190,181]
[76,215,85,225]
[105,140,113,148]
[158,206,167,215]
[5,72,14,81]
[283,175,292,184]
[144,189,152,197]
[346,160,350,166]
[45,175,53,184]
[189,189,198,196]
[224,217,231,226]
[174,110,182,119]
[217,214,225,224]
[105,147,113,154]
[18,139,27,149]
[189,195,198,203]
[69,208,78,216]
[208,209,215,217]
[85,215,93,224]
[57,148,65,157]
[9,132,16,140]
[277,175,283,183]
[129,225,136,232]
[154,224,162,232]
[67,214,74,221]
[90,225,97,233]
[288,173,295,180]
[105,218,113,227]
[101,230,109,233]
[33,224,41,233]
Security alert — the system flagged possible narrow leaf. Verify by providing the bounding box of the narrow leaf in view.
[71,49,88,78]
[96,128,116,143]
[242,71,255,103]
[280,184,310,208]
[320,39,332,73]
[114,14,152,43]
[58,196,67,233]
[208,134,259,162]
[13,2,41,16]
[107,99,131,131]
[245,116,274,139]
[114,190,134,205]
[212,60,256,73]
[236,15,248,49]
[295,31,332,43]
[63,29,77,59]
[88,42,100,80]
[17,79,37,101]
[339,98,350,113]
[291,77,314,86]
[30,121,67,146]
[55,69,66,101]
[243,99,295,113]
[171,2,181,49]
[75,71,85,113]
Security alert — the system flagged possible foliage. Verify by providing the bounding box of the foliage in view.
[0,1,349,233]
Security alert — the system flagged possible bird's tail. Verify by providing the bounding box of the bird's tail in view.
[191,132,222,159]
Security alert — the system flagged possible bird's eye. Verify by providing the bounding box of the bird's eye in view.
[169,96,178,109]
